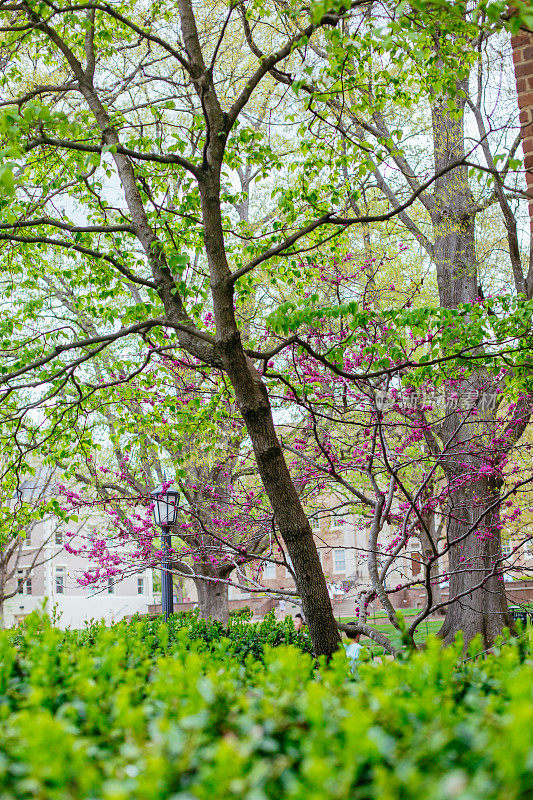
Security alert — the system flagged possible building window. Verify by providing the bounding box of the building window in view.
[262,561,276,579]
[317,550,323,566]
[55,566,66,594]
[502,541,512,556]
[310,516,320,532]
[285,553,293,577]
[331,513,344,530]
[16,569,31,595]
[55,530,63,545]
[22,530,32,548]
[137,577,144,595]
[333,548,346,573]
[107,577,115,594]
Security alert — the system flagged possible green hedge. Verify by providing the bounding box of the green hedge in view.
[0,612,532,799]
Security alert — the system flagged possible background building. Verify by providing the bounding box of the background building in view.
[3,513,154,628]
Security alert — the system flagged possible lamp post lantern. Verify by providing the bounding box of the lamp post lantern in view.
[151,485,180,620]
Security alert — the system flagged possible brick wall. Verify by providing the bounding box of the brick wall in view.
[512,24,533,229]
[370,580,533,612]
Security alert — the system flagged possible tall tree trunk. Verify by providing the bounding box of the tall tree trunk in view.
[199,171,342,658]
[194,575,229,624]
[430,82,512,645]
[438,472,513,645]
[221,363,341,655]
[431,85,478,308]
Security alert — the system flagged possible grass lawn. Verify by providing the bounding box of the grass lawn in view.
[339,607,425,622]
[338,610,444,653]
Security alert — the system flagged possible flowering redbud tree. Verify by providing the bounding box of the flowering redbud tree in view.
[265,258,533,650]
[54,350,302,623]
[0,0,531,657]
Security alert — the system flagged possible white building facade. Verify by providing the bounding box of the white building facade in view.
[4,514,154,628]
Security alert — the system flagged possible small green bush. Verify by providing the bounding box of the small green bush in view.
[228,606,253,620]
[161,609,314,661]
[0,612,532,799]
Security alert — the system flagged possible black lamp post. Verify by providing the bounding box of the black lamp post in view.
[151,484,180,620]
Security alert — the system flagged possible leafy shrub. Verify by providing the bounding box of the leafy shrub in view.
[0,613,532,799]
[158,609,314,661]
[228,606,253,620]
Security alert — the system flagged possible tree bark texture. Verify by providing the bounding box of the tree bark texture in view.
[196,158,341,656]
[194,575,230,625]
[214,336,341,656]
[437,473,513,645]
[430,84,513,645]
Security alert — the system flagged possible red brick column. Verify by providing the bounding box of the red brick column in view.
[512,27,533,229]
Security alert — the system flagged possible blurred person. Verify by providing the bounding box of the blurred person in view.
[294,613,305,632]
[344,629,363,672]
